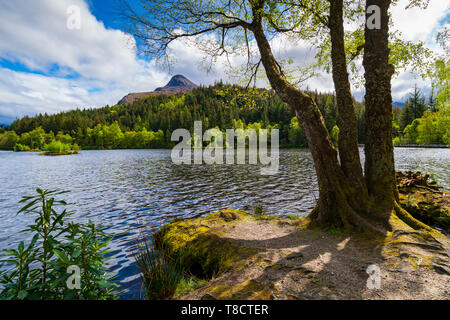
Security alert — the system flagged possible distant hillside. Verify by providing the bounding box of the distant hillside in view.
[117,75,198,105]
[8,83,366,147]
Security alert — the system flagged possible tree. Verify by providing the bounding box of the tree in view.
[288,117,307,146]
[0,131,19,150]
[363,0,398,216]
[328,0,365,191]
[122,0,445,234]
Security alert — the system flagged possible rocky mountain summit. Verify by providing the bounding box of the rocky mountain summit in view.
[118,75,198,105]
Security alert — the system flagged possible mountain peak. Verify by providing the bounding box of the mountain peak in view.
[155,75,198,92]
[118,75,198,105]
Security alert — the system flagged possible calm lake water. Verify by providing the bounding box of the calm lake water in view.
[0,148,449,299]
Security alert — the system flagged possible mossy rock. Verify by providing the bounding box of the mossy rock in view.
[399,191,450,233]
[153,209,257,279]
[206,279,275,300]
[396,171,450,233]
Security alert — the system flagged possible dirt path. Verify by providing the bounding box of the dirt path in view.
[178,217,449,300]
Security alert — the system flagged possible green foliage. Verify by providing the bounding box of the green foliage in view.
[18,127,46,150]
[174,277,206,297]
[429,56,449,113]
[133,237,185,300]
[331,125,339,147]
[0,189,119,300]
[403,119,421,144]
[43,140,72,153]
[0,131,19,150]
[394,75,449,146]
[13,144,31,152]
[288,117,307,147]
[2,82,445,150]
[252,205,266,219]
[0,126,82,153]
[5,84,360,149]
[399,86,427,131]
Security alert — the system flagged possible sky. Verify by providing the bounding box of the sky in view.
[0,0,448,125]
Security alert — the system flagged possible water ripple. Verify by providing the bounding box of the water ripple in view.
[0,148,448,299]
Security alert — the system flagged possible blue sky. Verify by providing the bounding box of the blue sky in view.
[0,0,448,125]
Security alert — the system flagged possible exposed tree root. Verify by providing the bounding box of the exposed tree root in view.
[381,203,449,271]
[309,183,449,272]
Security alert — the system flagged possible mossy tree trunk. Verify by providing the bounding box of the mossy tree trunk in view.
[329,0,366,192]
[251,5,385,233]
[124,0,446,236]
[361,0,441,237]
[251,0,441,235]
[363,0,398,214]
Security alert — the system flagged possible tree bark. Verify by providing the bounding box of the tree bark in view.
[328,0,366,192]
[246,0,444,236]
[363,0,398,213]
[251,9,383,232]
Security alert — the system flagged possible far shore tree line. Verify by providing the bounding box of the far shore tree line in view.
[0,82,447,152]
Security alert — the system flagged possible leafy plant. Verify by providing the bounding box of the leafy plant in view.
[13,143,31,152]
[252,205,265,218]
[42,140,72,153]
[133,237,184,300]
[0,189,118,300]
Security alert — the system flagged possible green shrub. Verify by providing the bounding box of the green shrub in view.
[13,144,31,152]
[72,143,81,152]
[0,189,118,300]
[252,205,265,218]
[133,237,185,300]
[42,140,72,153]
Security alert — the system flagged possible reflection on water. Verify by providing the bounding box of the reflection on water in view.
[0,148,448,299]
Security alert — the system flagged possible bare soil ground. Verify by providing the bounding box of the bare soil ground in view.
[180,218,450,300]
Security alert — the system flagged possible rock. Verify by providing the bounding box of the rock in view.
[218,210,238,221]
[397,171,450,232]
[117,75,198,105]
[433,263,450,276]
[201,293,218,300]
[286,252,303,260]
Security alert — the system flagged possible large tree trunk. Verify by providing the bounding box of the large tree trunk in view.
[251,15,383,232]
[328,0,366,192]
[250,0,443,236]
[363,0,398,214]
[361,0,440,237]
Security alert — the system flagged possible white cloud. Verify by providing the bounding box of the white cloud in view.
[391,0,448,45]
[0,0,171,120]
[0,0,446,122]
[389,0,448,101]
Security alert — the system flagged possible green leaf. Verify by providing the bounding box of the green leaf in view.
[18,290,27,299]
[72,249,82,259]
[17,199,39,214]
[18,242,24,253]
[53,249,70,264]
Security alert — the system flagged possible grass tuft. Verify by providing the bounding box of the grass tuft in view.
[134,237,184,300]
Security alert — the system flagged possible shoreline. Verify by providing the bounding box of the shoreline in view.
[1,145,449,153]
[149,174,450,300]
[393,145,449,149]
[152,209,449,300]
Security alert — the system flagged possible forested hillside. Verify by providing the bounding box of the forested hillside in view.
[1,80,447,152]
[1,83,364,150]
